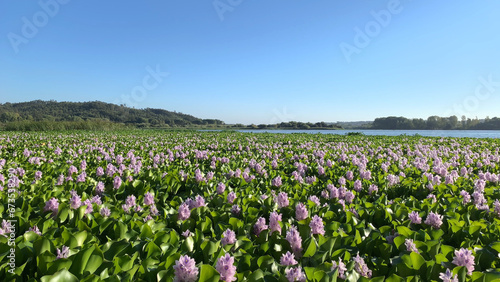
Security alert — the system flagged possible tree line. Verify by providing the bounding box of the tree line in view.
[372,116,500,130]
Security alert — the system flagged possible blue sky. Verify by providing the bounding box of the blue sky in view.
[1,0,500,124]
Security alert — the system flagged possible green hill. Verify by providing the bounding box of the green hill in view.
[0,100,224,130]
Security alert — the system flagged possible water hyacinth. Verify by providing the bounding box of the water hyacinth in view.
[309,215,325,236]
[409,211,422,224]
[254,217,268,236]
[27,225,42,235]
[227,191,236,204]
[285,267,306,282]
[231,204,241,215]
[113,176,122,189]
[280,251,298,266]
[286,225,303,256]
[221,229,236,246]
[331,258,347,279]
[216,254,237,282]
[425,211,443,229]
[354,253,372,278]
[295,202,308,221]
[56,246,70,259]
[95,181,105,195]
[439,268,459,282]
[269,211,282,235]
[405,239,419,253]
[216,182,226,194]
[173,255,199,282]
[70,194,82,209]
[100,206,111,217]
[143,192,154,206]
[178,203,191,221]
[452,248,475,275]
[277,192,289,208]
[43,197,59,216]
[272,176,282,187]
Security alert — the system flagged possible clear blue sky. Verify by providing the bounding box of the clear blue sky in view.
[1,0,499,124]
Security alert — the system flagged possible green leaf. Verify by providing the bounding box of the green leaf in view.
[68,244,95,275]
[181,236,194,253]
[40,268,79,282]
[304,238,317,258]
[199,264,220,282]
[247,269,265,281]
[410,252,426,270]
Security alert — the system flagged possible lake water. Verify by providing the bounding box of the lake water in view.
[231,129,500,138]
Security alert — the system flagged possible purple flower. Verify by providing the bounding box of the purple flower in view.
[70,193,82,209]
[285,267,306,282]
[425,211,443,229]
[439,268,458,282]
[182,229,193,237]
[221,229,236,246]
[56,246,70,259]
[68,165,78,175]
[368,184,378,195]
[409,211,422,224]
[27,225,42,235]
[452,248,475,275]
[216,254,237,282]
[144,192,154,206]
[216,182,226,194]
[280,251,298,266]
[76,172,86,183]
[354,253,372,278]
[0,220,13,237]
[286,225,303,256]
[278,192,289,208]
[295,202,308,221]
[34,171,42,181]
[83,199,93,215]
[231,204,241,215]
[44,197,59,216]
[331,258,347,279]
[344,191,355,204]
[178,203,190,221]
[405,239,419,253]
[460,190,471,205]
[113,176,122,189]
[310,215,325,236]
[126,195,136,207]
[173,255,199,282]
[269,212,282,235]
[494,200,500,217]
[254,217,268,236]
[150,204,159,216]
[100,207,111,217]
[308,195,320,206]
[272,176,282,187]
[227,191,236,204]
[353,179,362,192]
[96,167,104,177]
[95,181,105,195]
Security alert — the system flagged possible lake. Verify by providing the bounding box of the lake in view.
[231,129,500,138]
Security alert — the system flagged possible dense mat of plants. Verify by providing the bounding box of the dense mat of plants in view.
[1,131,500,281]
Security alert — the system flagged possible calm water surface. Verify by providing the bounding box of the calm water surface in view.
[232,129,500,138]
